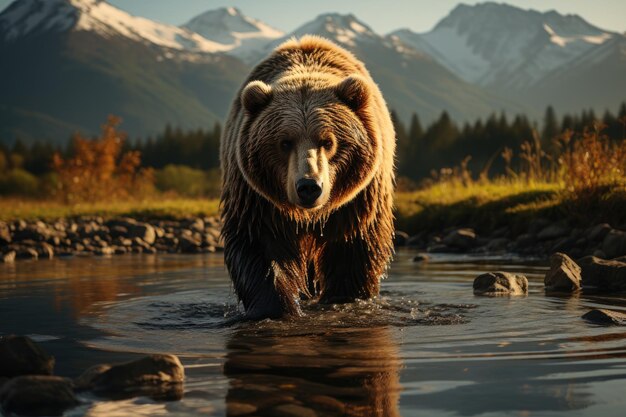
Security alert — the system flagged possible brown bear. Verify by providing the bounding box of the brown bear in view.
[220,35,396,319]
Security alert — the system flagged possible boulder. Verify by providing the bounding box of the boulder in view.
[442,228,477,250]
[0,375,79,416]
[128,223,156,245]
[544,252,581,291]
[578,256,626,291]
[0,335,54,377]
[473,272,528,296]
[588,223,612,241]
[537,224,570,240]
[582,309,626,325]
[75,354,184,400]
[602,230,626,258]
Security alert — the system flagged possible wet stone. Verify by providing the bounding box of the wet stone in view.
[0,375,79,416]
[544,252,581,291]
[473,272,528,296]
[579,256,626,291]
[582,309,626,325]
[0,335,55,377]
[75,354,184,399]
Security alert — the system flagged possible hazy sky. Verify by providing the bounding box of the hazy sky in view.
[1,0,625,34]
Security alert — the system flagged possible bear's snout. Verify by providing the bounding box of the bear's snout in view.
[296,178,323,208]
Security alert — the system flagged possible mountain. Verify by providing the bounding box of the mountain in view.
[0,0,249,144]
[182,7,283,63]
[257,13,523,124]
[523,34,626,114]
[391,3,615,92]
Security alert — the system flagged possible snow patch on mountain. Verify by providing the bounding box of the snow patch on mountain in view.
[390,2,615,89]
[182,7,282,61]
[0,0,230,53]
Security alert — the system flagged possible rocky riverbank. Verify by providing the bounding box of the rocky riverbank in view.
[2,215,626,263]
[0,216,223,263]
[395,219,626,260]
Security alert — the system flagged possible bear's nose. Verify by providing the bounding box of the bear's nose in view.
[296,178,322,207]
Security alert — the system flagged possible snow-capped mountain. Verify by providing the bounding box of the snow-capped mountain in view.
[0,0,229,53]
[391,2,615,90]
[259,13,524,123]
[182,7,283,62]
[0,0,249,142]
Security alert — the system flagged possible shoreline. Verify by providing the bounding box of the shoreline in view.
[2,214,625,263]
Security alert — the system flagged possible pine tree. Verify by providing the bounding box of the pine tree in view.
[542,106,559,143]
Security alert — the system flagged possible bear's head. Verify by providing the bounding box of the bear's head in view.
[236,74,382,221]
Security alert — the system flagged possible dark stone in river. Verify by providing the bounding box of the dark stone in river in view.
[473,272,528,296]
[0,375,78,416]
[128,223,156,245]
[578,256,626,291]
[0,335,55,377]
[75,354,184,400]
[413,253,431,263]
[582,309,626,325]
[544,252,581,291]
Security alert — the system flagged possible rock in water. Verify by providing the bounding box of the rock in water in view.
[582,309,626,325]
[473,272,528,295]
[0,335,54,377]
[0,375,79,416]
[544,252,581,291]
[412,253,431,263]
[443,228,477,250]
[578,256,626,291]
[75,354,184,400]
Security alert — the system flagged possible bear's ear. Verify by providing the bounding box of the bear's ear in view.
[335,75,370,111]
[241,80,273,115]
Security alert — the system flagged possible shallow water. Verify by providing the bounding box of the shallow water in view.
[1,251,626,417]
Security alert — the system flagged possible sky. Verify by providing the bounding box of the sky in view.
[1,0,625,34]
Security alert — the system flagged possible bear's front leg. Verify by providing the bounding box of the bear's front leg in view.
[319,231,390,304]
[224,234,303,319]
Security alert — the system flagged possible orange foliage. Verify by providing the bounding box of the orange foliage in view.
[52,116,154,203]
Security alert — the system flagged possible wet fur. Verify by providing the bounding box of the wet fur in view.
[220,36,396,319]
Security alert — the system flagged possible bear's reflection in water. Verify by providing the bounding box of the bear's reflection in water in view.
[224,325,401,416]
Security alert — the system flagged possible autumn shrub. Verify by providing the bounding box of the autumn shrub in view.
[52,116,155,203]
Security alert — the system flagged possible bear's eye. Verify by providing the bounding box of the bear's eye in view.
[280,139,293,153]
[320,139,333,151]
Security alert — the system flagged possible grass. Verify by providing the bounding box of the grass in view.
[0,197,220,221]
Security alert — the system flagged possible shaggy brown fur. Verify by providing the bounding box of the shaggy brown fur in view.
[220,36,396,319]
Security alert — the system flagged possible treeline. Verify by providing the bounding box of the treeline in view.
[1,102,625,198]
[393,103,626,181]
